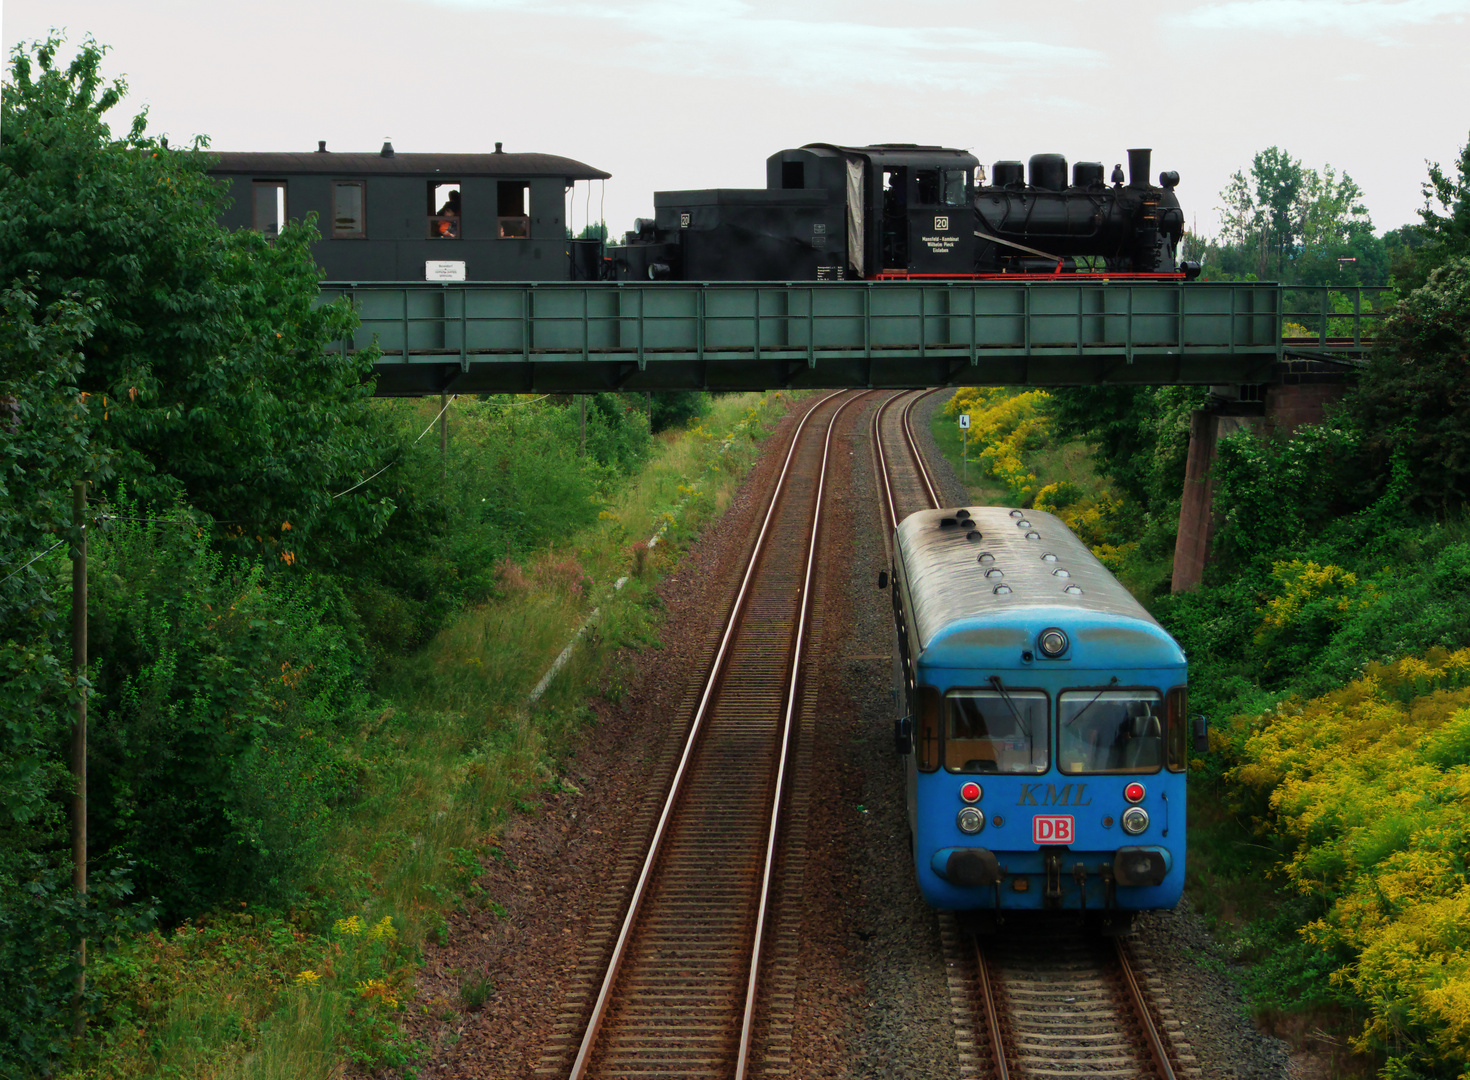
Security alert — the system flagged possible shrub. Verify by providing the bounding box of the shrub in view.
[88,506,366,921]
[1226,649,1470,1077]
[944,387,1051,499]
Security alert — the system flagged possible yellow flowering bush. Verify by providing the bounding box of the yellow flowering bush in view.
[1252,560,1379,676]
[944,388,1051,499]
[1232,648,1470,1075]
[1035,481,1125,555]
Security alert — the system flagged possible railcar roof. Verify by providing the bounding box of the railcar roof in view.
[208,151,610,181]
[896,506,1160,652]
[800,143,980,169]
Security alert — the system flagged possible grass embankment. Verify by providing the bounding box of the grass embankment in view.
[928,387,1470,1079]
[62,391,788,1080]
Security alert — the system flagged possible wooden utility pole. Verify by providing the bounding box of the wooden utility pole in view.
[70,481,88,1037]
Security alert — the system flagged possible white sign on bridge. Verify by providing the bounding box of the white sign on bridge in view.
[425,260,466,282]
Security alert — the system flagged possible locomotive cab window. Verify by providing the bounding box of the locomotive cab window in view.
[429,182,461,238]
[944,689,1048,775]
[915,169,967,207]
[1058,689,1164,775]
[498,181,530,239]
[332,181,365,238]
[252,180,286,237]
[781,160,804,189]
[942,168,968,206]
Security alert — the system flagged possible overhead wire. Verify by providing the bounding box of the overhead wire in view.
[7,390,553,580]
[330,393,455,502]
[0,540,67,588]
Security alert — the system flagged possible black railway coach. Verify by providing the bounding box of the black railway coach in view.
[209,141,610,282]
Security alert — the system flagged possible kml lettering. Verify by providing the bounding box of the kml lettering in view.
[1016,783,1092,807]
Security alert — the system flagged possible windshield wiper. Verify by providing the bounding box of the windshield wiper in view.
[1064,675,1119,728]
[988,675,1026,727]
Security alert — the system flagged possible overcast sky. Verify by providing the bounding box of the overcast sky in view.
[6,0,1468,240]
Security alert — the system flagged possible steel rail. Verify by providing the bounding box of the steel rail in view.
[733,390,871,1080]
[871,391,907,537]
[971,938,1011,1080]
[566,388,851,1080]
[1115,936,1178,1080]
[899,388,943,509]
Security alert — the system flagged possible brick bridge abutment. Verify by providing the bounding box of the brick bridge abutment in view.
[1170,361,1352,593]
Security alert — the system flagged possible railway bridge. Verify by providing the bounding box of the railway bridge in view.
[323,279,1385,592]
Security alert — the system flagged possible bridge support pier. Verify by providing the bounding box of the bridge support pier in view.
[1170,372,1348,593]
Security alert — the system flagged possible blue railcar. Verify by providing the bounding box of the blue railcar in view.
[888,506,1198,921]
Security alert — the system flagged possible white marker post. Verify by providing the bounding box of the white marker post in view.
[958,412,970,482]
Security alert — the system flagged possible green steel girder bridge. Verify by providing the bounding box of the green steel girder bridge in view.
[321,281,1387,396]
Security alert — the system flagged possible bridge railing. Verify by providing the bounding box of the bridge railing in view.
[321,280,1296,364]
[1278,285,1392,353]
[316,281,1385,393]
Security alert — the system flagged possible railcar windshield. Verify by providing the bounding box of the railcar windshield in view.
[1058,689,1164,774]
[944,689,1048,775]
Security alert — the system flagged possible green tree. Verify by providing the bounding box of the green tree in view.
[1392,132,1470,292]
[1347,256,1470,512]
[1208,148,1381,285]
[0,36,390,563]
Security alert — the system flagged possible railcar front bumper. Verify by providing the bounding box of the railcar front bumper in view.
[929,845,1173,903]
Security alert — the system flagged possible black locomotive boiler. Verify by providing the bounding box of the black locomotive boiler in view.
[614,143,1196,283]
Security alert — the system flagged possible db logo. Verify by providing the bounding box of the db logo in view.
[1033,815,1074,844]
[934,215,949,231]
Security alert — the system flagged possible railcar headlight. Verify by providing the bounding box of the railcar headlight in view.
[1038,628,1068,658]
[957,807,986,835]
[1121,806,1150,835]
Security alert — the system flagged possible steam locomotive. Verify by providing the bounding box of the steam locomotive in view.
[613,143,1197,283]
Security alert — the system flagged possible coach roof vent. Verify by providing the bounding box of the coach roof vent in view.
[495,141,504,153]
[318,140,328,152]
[380,139,395,157]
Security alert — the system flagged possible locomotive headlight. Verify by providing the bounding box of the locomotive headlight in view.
[960,782,983,804]
[1121,807,1150,835]
[1038,628,1069,658]
[957,807,986,835]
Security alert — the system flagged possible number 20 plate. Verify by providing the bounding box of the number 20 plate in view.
[1032,815,1075,844]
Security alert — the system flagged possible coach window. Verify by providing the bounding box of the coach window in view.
[1165,687,1188,772]
[332,181,366,239]
[428,182,461,239]
[498,181,530,239]
[945,689,1048,775]
[915,686,942,773]
[1058,689,1164,775]
[252,180,286,237]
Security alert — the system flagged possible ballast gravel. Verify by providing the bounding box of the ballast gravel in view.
[398,389,1296,1080]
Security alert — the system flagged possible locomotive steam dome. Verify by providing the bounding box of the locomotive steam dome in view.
[1027,154,1067,192]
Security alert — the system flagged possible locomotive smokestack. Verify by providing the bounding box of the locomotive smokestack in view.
[1127,148,1151,188]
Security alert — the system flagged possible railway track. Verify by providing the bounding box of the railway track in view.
[539,389,866,1080]
[871,390,1199,1080]
[873,388,943,536]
